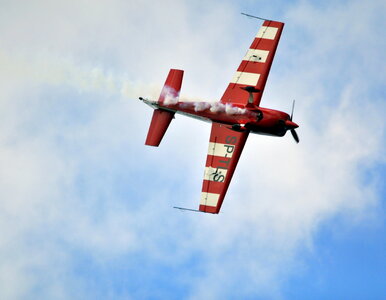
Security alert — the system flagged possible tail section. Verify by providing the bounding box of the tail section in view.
[145,69,184,147]
[158,69,184,105]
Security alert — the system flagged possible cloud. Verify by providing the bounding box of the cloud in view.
[0,0,385,299]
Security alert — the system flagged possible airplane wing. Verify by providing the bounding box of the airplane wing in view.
[221,20,284,107]
[199,122,249,213]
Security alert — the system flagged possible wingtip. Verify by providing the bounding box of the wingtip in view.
[241,12,271,21]
[173,206,205,213]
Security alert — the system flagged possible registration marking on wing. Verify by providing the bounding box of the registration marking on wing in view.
[207,142,236,158]
[203,166,228,182]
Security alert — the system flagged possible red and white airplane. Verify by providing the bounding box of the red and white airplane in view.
[140,19,299,214]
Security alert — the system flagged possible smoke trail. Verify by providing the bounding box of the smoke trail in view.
[1,51,246,115]
[161,86,180,105]
[0,50,159,100]
[210,102,246,115]
[193,102,211,112]
[179,100,246,115]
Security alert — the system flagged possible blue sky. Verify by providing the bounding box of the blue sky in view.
[0,0,385,299]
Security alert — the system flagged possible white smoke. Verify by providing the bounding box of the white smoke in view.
[0,51,248,118]
[209,102,246,114]
[0,50,159,100]
[158,86,245,115]
[193,102,211,112]
[178,100,246,115]
[161,86,180,105]
[225,103,246,114]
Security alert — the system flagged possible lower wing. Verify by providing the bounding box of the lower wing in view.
[199,122,249,213]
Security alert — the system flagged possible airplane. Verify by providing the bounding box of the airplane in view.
[140,18,299,214]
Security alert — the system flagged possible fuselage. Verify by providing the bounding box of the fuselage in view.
[143,99,298,137]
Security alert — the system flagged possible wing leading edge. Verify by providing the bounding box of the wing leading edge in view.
[221,20,284,107]
[199,122,249,213]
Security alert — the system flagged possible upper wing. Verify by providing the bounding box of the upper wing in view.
[221,20,284,107]
[199,122,249,213]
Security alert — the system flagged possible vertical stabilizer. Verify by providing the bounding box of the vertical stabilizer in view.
[158,69,184,105]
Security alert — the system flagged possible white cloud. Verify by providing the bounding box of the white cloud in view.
[0,0,385,299]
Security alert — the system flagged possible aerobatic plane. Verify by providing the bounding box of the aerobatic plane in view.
[140,18,299,214]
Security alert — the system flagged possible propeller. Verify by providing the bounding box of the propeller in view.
[290,127,299,143]
[290,99,295,121]
[289,100,299,143]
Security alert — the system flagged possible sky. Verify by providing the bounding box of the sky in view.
[0,0,385,299]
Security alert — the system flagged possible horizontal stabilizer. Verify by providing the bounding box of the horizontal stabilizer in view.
[144,69,184,147]
[145,109,175,147]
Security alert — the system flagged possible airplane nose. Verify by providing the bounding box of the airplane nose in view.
[285,120,299,129]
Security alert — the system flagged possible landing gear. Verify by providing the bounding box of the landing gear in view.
[231,124,247,132]
[256,110,263,121]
